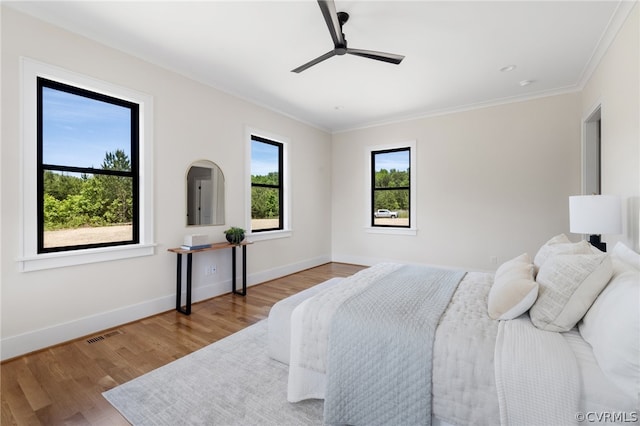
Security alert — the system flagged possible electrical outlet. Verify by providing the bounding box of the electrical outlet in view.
[205,264,217,276]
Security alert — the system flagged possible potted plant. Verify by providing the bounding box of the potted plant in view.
[224,227,245,245]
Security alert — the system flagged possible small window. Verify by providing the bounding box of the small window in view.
[371,147,411,228]
[250,135,283,232]
[37,78,139,253]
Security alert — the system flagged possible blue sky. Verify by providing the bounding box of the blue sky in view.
[251,140,278,176]
[375,150,409,172]
[42,87,131,168]
[46,86,280,177]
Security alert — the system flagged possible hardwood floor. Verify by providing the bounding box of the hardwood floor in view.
[0,262,365,425]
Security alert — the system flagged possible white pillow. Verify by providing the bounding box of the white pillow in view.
[488,254,538,320]
[579,270,640,399]
[530,253,613,332]
[612,241,640,271]
[533,234,592,273]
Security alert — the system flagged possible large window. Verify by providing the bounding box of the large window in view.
[371,147,411,228]
[250,135,283,232]
[21,58,154,271]
[38,78,139,252]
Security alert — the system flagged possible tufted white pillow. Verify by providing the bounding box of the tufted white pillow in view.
[530,253,613,332]
[488,253,538,320]
[579,269,640,398]
[533,234,592,274]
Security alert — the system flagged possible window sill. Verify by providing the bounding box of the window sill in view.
[247,229,292,242]
[365,227,418,236]
[18,243,156,272]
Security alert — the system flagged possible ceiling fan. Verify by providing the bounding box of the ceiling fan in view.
[292,0,405,73]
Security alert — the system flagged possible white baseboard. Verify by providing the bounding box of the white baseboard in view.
[331,253,382,267]
[331,254,486,273]
[0,255,331,361]
[248,255,332,285]
[1,294,175,361]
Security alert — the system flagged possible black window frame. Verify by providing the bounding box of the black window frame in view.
[250,135,284,232]
[371,147,411,228]
[37,77,140,253]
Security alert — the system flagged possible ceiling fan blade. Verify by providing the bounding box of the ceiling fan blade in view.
[318,0,345,47]
[291,50,337,73]
[346,48,405,65]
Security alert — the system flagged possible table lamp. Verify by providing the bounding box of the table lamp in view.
[569,195,622,252]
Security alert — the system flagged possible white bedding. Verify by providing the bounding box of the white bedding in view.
[288,263,404,401]
[432,271,499,424]
[562,329,638,419]
[279,258,638,425]
[288,266,501,425]
[495,315,581,426]
[268,277,344,364]
[494,317,638,426]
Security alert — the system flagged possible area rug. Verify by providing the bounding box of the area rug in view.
[103,320,323,425]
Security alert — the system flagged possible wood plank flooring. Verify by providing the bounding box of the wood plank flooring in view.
[0,262,365,425]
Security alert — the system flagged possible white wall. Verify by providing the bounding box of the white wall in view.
[581,4,639,252]
[0,8,332,360]
[331,93,582,271]
[330,4,639,271]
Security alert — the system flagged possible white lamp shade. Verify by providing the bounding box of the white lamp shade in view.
[569,195,622,235]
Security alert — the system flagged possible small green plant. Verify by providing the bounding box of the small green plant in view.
[224,227,245,245]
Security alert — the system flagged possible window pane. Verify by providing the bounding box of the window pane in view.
[374,150,409,188]
[373,189,410,226]
[251,140,279,183]
[250,136,283,233]
[43,171,133,248]
[251,186,280,230]
[372,147,410,228]
[42,86,131,169]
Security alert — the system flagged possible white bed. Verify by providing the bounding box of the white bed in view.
[268,237,639,425]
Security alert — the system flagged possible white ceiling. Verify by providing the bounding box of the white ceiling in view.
[6,1,635,132]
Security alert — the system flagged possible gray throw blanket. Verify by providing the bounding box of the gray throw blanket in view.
[323,265,466,426]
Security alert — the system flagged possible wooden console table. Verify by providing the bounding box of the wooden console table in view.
[167,241,252,315]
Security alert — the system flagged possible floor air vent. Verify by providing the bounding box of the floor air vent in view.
[86,329,123,344]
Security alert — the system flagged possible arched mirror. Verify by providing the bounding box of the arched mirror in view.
[186,160,225,226]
